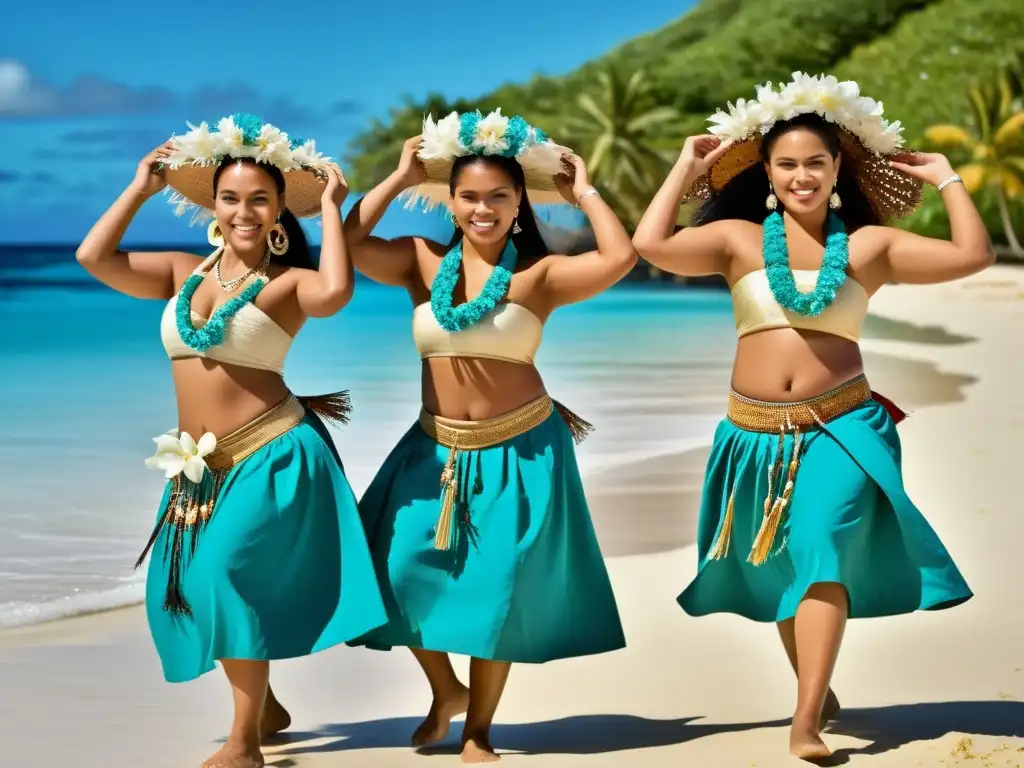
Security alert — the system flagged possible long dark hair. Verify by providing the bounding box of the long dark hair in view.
[695,113,880,231]
[447,154,549,262]
[211,157,315,269]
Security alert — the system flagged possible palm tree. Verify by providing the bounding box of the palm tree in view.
[924,73,1024,256]
[560,66,682,227]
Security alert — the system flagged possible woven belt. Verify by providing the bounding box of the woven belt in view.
[420,395,554,551]
[139,395,306,618]
[206,395,306,470]
[712,376,871,567]
[727,374,871,433]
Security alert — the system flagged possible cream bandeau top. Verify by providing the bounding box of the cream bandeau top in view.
[413,302,542,364]
[160,297,294,374]
[731,269,869,342]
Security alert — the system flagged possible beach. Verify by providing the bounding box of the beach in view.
[2,265,1023,767]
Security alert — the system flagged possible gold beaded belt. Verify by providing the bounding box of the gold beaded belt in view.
[713,375,871,567]
[419,395,592,551]
[139,395,307,617]
[727,374,871,433]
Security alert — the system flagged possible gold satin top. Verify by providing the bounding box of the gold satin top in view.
[730,269,869,342]
[160,297,293,374]
[412,302,542,364]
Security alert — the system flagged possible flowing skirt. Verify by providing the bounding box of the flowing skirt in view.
[353,402,625,663]
[145,403,387,682]
[678,381,973,622]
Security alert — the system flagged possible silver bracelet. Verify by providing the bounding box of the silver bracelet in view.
[575,187,600,208]
[937,174,963,192]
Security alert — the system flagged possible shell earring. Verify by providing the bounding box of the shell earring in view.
[765,181,778,211]
[829,180,842,210]
[512,217,522,235]
[267,218,289,256]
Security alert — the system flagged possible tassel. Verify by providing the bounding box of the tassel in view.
[298,390,352,427]
[709,487,735,560]
[749,430,803,566]
[553,400,594,444]
[870,390,908,425]
[434,448,459,550]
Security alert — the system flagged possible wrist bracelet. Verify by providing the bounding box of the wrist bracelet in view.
[937,174,963,192]
[575,187,600,208]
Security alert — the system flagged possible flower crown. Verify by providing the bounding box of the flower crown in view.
[707,72,905,155]
[165,113,331,174]
[419,108,558,164]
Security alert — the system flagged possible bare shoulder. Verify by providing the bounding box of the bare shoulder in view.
[168,251,208,290]
[849,224,895,257]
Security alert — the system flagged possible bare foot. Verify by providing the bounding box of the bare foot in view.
[200,742,264,768]
[461,734,500,763]
[260,693,292,739]
[411,684,470,746]
[789,724,832,762]
[819,689,841,730]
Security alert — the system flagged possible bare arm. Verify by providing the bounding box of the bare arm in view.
[881,153,995,284]
[295,164,356,317]
[632,136,735,277]
[540,155,637,306]
[343,136,425,288]
[76,143,193,299]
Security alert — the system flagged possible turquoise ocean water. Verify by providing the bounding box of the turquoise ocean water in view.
[0,248,736,627]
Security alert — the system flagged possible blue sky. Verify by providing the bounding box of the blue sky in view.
[0,0,695,245]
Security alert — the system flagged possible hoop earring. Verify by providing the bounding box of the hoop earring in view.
[207,220,224,247]
[829,179,842,210]
[267,220,289,256]
[765,181,778,211]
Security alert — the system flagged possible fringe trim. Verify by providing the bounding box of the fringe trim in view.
[748,429,804,566]
[297,390,352,427]
[434,447,459,550]
[553,400,595,444]
[709,486,735,560]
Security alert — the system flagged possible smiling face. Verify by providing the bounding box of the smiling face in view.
[212,161,284,253]
[764,127,841,216]
[450,159,522,247]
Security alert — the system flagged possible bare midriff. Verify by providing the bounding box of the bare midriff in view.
[170,358,291,437]
[730,328,865,402]
[422,358,548,421]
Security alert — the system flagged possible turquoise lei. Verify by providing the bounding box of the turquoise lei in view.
[175,271,267,352]
[763,211,849,317]
[430,238,518,332]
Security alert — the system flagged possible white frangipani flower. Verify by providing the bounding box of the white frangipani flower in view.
[473,109,510,155]
[420,112,467,160]
[145,430,217,483]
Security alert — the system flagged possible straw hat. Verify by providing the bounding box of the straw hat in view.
[403,109,573,211]
[687,72,923,220]
[161,113,332,222]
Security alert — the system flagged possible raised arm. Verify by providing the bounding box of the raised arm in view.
[343,136,426,288]
[632,135,735,277]
[76,143,194,299]
[538,154,637,307]
[880,152,995,284]
[295,164,355,317]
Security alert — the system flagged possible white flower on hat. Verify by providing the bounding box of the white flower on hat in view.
[168,122,218,168]
[255,124,291,168]
[474,109,511,155]
[290,138,327,169]
[214,116,245,155]
[420,112,466,161]
[703,71,905,156]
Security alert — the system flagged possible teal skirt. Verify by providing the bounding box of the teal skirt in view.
[353,410,626,663]
[678,398,973,621]
[145,411,387,683]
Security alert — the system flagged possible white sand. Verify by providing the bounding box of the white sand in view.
[2,268,1023,767]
